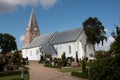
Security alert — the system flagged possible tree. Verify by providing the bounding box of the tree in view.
[95,50,110,59]
[111,25,120,54]
[61,52,67,66]
[82,58,86,73]
[83,17,107,48]
[0,33,17,54]
[11,51,21,66]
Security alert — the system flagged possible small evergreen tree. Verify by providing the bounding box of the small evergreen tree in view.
[61,52,66,60]
[82,58,86,73]
[61,52,67,66]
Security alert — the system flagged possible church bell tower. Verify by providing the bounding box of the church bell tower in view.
[25,9,40,46]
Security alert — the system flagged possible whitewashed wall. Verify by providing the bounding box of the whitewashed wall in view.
[86,44,95,59]
[22,49,27,58]
[53,41,84,60]
[78,30,95,60]
[22,47,41,61]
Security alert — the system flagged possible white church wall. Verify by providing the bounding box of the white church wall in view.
[22,49,28,58]
[86,44,95,60]
[54,41,85,60]
[22,47,41,61]
[77,30,95,60]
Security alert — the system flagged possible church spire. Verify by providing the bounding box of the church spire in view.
[25,9,40,46]
[27,8,39,30]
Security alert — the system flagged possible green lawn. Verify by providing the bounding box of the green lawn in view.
[0,74,29,80]
[59,67,82,73]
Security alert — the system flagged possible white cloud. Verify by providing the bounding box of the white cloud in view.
[0,0,58,12]
[104,28,109,32]
[95,36,114,51]
[108,36,114,42]
[39,0,58,10]
[19,35,25,42]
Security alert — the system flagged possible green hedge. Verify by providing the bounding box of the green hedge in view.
[71,71,88,78]
[0,70,29,77]
[44,63,61,68]
[90,55,120,80]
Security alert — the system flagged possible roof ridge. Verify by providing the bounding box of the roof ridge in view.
[56,27,82,34]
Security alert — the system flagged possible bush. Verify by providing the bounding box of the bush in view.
[11,51,21,66]
[4,64,19,71]
[71,71,88,78]
[0,70,29,77]
[82,58,86,72]
[61,52,66,60]
[66,57,74,66]
[61,52,67,67]
[90,55,120,80]
[44,63,61,68]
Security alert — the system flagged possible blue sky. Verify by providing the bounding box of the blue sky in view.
[0,0,120,50]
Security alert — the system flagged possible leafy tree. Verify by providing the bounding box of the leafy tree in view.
[95,50,110,59]
[83,17,107,48]
[11,51,21,66]
[0,33,17,54]
[111,25,120,54]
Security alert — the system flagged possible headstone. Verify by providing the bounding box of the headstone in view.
[71,62,78,68]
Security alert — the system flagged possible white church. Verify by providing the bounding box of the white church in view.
[22,9,95,61]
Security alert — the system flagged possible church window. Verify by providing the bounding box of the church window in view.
[69,46,71,54]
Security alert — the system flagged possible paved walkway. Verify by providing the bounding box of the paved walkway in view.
[27,61,87,80]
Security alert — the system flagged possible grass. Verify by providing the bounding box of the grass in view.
[0,74,29,80]
[59,67,82,73]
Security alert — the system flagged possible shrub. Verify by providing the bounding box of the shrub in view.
[0,70,29,77]
[67,57,74,66]
[71,71,88,78]
[61,52,67,67]
[61,52,66,60]
[90,55,120,80]
[0,57,6,72]
[11,51,21,66]
[44,63,61,68]
[82,58,86,72]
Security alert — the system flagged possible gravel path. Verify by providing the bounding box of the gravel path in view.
[27,61,87,80]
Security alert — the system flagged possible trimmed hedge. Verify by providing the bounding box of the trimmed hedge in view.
[0,70,29,77]
[71,71,88,78]
[44,63,61,68]
[90,55,120,80]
